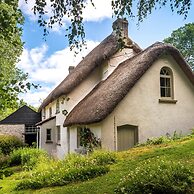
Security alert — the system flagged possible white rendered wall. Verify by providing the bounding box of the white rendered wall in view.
[101,55,194,151]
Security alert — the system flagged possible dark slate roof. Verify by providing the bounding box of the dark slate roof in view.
[64,42,194,127]
[35,116,56,126]
[0,105,41,125]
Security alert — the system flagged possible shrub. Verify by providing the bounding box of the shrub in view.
[0,135,24,155]
[16,165,109,190]
[0,168,13,179]
[115,159,193,194]
[79,127,101,152]
[136,131,184,147]
[91,150,117,165]
[0,154,10,169]
[9,148,48,170]
[15,151,116,190]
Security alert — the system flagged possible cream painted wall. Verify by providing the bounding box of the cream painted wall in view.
[88,124,101,139]
[102,55,194,151]
[40,118,56,156]
[40,47,138,157]
[101,115,116,150]
[104,48,136,80]
[69,127,77,152]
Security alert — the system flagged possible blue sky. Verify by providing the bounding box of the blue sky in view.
[17,0,194,107]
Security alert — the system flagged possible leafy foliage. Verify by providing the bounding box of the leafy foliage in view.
[79,127,101,152]
[0,135,24,155]
[28,0,192,51]
[9,148,48,170]
[136,131,183,146]
[0,154,10,169]
[0,168,13,179]
[90,150,117,165]
[115,158,193,194]
[164,23,194,71]
[0,0,38,120]
[15,150,116,190]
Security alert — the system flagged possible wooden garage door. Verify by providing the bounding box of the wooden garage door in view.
[117,125,138,151]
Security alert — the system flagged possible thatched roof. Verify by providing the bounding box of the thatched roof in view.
[64,42,194,127]
[39,33,142,111]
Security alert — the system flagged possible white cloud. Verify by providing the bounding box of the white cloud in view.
[19,87,51,108]
[19,0,113,32]
[17,40,99,106]
[82,0,113,22]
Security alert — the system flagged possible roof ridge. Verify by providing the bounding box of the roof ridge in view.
[64,42,194,127]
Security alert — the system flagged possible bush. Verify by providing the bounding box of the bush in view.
[91,150,117,165]
[16,151,116,190]
[115,159,193,194]
[0,154,10,169]
[0,135,24,155]
[9,148,48,170]
[16,165,109,190]
[0,168,13,179]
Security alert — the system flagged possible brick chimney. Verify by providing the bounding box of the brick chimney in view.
[112,18,128,38]
[68,66,75,74]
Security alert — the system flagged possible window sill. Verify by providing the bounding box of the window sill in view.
[159,99,177,104]
[45,140,53,144]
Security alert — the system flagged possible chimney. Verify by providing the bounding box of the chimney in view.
[68,66,75,74]
[112,18,128,38]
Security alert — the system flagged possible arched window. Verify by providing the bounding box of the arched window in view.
[160,67,173,98]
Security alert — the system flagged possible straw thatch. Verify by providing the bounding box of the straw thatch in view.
[64,42,194,127]
[39,33,141,111]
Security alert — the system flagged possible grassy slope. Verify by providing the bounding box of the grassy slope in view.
[1,137,194,194]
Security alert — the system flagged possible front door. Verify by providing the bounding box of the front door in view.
[117,125,138,151]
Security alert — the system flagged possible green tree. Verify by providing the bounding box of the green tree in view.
[164,23,194,71]
[0,0,36,120]
[29,0,192,50]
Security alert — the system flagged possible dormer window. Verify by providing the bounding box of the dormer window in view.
[49,107,52,117]
[56,99,60,114]
[42,108,46,119]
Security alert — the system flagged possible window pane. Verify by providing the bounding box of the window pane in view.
[161,88,165,97]
[160,67,172,98]
[46,129,51,141]
[166,78,171,87]
[49,108,52,117]
[166,88,171,97]
[160,77,165,87]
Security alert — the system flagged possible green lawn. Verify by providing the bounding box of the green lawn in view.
[1,137,194,194]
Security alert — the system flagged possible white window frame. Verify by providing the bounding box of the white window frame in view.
[46,128,52,141]
[160,67,173,99]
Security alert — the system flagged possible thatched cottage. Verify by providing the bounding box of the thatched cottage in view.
[37,19,194,158]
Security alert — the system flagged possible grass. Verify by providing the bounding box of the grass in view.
[1,137,194,194]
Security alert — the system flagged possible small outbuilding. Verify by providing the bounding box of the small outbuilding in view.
[0,105,41,146]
